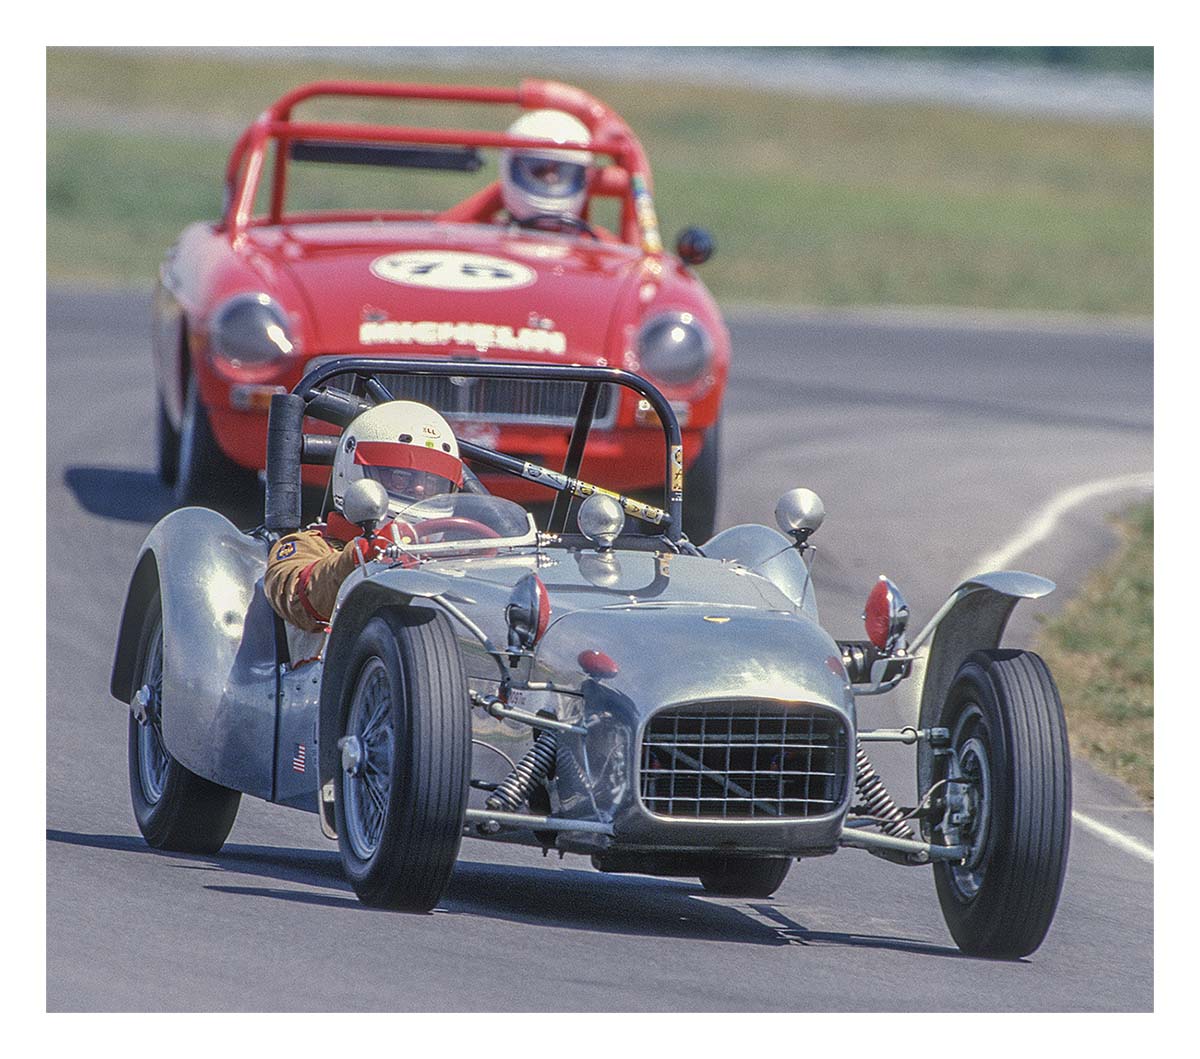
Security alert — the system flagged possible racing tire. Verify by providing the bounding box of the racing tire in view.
[334,609,471,911]
[697,855,792,897]
[127,593,241,854]
[157,396,179,487]
[683,417,720,544]
[932,650,1071,959]
[174,375,254,509]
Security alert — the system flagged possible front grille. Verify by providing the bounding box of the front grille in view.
[328,372,617,429]
[640,701,849,819]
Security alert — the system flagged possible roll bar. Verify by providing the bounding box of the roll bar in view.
[222,79,660,251]
[265,358,685,542]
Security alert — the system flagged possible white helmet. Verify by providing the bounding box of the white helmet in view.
[502,109,593,223]
[331,401,463,516]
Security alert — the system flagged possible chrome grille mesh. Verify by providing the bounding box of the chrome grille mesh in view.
[640,702,849,819]
[327,372,617,428]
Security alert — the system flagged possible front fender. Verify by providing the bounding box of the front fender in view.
[110,507,276,797]
[913,571,1055,795]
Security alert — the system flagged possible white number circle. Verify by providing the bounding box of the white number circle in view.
[370,250,536,292]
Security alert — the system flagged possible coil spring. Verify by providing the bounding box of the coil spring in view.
[854,739,914,839]
[486,731,558,812]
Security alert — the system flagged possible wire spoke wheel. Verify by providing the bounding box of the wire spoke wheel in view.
[135,630,170,805]
[343,658,395,861]
[333,610,470,911]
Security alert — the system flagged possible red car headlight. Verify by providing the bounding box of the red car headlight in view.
[636,311,712,386]
[208,293,296,380]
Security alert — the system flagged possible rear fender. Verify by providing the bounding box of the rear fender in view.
[110,507,277,797]
[913,571,1055,795]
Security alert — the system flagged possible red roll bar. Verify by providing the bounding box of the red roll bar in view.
[221,79,660,252]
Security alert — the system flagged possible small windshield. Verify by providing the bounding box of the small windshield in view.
[390,493,534,552]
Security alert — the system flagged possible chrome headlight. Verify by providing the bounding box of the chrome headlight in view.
[636,311,712,385]
[209,293,295,372]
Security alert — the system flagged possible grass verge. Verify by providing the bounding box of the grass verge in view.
[1037,502,1153,802]
[47,48,1151,314]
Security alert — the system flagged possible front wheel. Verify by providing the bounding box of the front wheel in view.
[932,650,1071,958]
[127,594,241,854]
[174,375,255,509]
[334,609,471,910]
[697,855,792,897]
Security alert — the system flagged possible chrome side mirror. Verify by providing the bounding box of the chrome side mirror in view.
[342,478,390,535]
[577,493,625,550]
[864,576,910,653]
[774,488,825,546]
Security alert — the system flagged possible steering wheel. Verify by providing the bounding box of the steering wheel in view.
[411,517,502,543]
[518,213,600,240]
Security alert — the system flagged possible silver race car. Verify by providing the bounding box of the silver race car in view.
[111,358,1071,958]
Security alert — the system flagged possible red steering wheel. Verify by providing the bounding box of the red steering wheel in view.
[411,517,501,544]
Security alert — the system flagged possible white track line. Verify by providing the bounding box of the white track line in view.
[967,471,1155,863]
[1071,811,1154,863]
[963,471,1153,579]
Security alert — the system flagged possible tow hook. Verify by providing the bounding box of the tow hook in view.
[131,684,158,726]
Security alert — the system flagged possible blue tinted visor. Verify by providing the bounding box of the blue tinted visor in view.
[509,155,588,200]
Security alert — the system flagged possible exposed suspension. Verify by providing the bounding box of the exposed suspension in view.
[854,739,915,839]
[486,731,558,813]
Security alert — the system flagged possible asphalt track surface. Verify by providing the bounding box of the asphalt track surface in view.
[47,289,1153,1011]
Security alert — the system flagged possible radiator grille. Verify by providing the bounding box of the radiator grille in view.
[640,702,849,819]
[327,372,617,429]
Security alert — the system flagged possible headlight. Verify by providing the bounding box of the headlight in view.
[636,311,712,385]
[209,293,295,375]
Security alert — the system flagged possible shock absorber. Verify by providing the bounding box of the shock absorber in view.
[486,731,558,813]
[854,739,914,839]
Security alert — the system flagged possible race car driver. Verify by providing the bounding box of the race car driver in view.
[501,109,593,228]
[265,400,464,635]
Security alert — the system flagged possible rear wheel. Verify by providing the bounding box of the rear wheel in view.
[697,855,792,897]
[334,609,471,910]
[683,417,720,543]
[127,594,241,854]
[932,650,1071,958]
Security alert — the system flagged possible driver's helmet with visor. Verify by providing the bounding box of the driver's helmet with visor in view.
[502,109,593,223]
[331,400,463,518]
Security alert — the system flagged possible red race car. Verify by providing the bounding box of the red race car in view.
[153,79,730,540]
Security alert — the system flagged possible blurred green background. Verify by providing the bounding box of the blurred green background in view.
[46,47,1153,315]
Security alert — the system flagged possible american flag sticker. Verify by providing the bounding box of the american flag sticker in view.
[292,743,307,773]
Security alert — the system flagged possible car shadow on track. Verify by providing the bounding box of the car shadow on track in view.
[62,466,267,528]
[47,829,965,957]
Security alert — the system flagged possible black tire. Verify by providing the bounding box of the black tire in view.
[683,416,720,544]
[697,855,792,897]
[932,650,1071,959]
[127,594,241,854]
[157,396,179,487]
[334,609,471,910]
[174,375,254,508]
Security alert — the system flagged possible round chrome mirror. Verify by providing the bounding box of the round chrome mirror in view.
[774,488,825,541]
[342,478,390,533]
[577,493,626,550]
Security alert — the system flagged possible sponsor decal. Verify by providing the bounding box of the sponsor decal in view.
[670,444,684,497]
[292,743,307,773]
[359,319,567,355]
[370,250,536,291]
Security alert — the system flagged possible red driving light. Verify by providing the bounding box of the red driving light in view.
[578,650,619,678]
[864,577,893,650]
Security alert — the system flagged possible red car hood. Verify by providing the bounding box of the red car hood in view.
[248,221,645,362]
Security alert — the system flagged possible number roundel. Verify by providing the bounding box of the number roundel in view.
[370,251,536,292]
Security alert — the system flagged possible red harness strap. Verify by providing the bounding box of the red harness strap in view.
[295,561,329,625]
